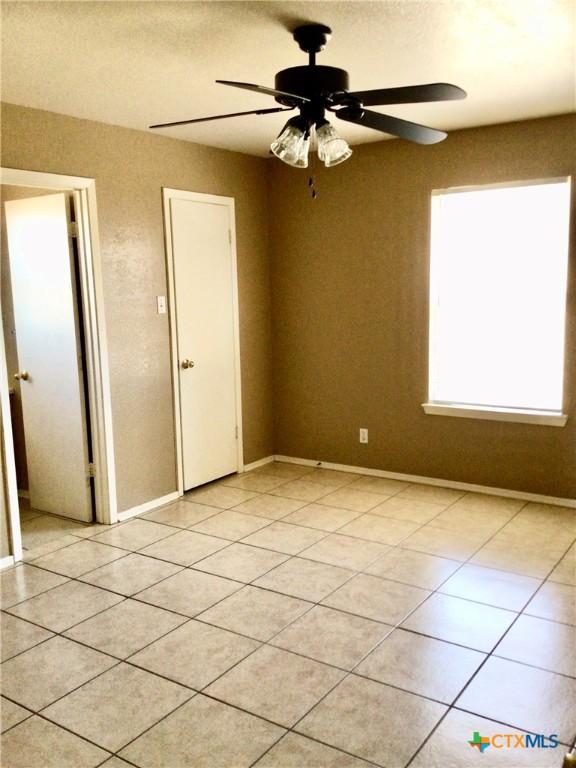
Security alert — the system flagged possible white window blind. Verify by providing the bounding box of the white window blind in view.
[428,178,571,414]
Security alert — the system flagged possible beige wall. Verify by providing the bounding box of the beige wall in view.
[0,104,574,560]
[1,102,274,513]
[269,114,576,499]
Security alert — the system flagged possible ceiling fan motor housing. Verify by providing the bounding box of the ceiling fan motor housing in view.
[274,66,350,107]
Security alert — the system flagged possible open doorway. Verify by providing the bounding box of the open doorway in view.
[0,169,116,566]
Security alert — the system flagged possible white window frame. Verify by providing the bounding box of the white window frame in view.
[422,177,571,428]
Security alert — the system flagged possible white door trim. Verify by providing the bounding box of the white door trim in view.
[0,168,117,564]
[162,188,244,495]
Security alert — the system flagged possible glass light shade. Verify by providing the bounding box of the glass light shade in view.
[316,121,352,167]
[271,122,310,168]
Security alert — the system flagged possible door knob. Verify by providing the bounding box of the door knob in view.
[14,371,29,381]
[181,359,195,369]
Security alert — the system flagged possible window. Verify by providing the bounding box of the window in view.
[425,178,571,426]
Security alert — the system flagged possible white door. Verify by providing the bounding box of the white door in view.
[169,196,240,490]
[5,193,93,521]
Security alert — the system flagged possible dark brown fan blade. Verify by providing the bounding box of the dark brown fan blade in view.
[344,83,466,107]
[149,106,292,129]
[336,107,447,144]
[216,80,310,104]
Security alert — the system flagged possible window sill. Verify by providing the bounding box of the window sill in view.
[421,403,568,427]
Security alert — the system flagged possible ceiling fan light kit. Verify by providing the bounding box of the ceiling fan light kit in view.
[150,22,466,172]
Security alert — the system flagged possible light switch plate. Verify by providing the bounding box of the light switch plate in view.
[157,295,167,314]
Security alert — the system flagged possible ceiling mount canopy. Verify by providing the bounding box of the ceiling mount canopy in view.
[150,22,467,169]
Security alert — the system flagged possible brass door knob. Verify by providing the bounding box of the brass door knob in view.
[14,371,29,381]
[181,359,195,369]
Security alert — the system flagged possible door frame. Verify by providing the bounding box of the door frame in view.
[162,188,244,494]
[0,167,117,563]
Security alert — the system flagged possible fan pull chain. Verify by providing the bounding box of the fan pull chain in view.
[308,128,318,199]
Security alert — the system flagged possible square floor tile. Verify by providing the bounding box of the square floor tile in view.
[1,612,53,661]
[144,500,219,528]
[232,494,308,520]
[494,614,576,677]
[269,478,330,502]
[64,599,187,658]
[192,542,288,582]
[364,547,460,589]
[1,564,68,608]
[282,503,362,531]
[398,484,464,505]
[185,485,258,509]
[338,514,419,545]
[130,619,260,688]
[120,694,284,768]
[242,521,326,554]
[6,580,123,632]
[402,593,516,652]
[0,716,109,767]
[255,461,315,479]
[305,469,360,488]
[1,698,32,733]
[445,492,524,515]
[525,581,575,625]
[296,674,446,766]
[549,544,575,585]
[136,569,241,617]
[1,635,116,710]
[79,553,181,596]
[411,708,562,768]
[272,605,391,670]
[323,573,430,624]
[20,515,87,550]
[140,529,228,565]
[318,488,388,513]
[347,476,409,496]
[254,557,353,602]
[456,656,576,743]
[191,510,270,541]
[471,535,566,578]
[69,523,113,539]
[222,472,289,492]
[198,585,310,641]
[402,525,490,561]
[27,540,127,578]
[301,534,389,571]
[370,496,446,524]
[92,519,178,551]
[43,663,191,752]
[356,628,485,703]
[206,645,344,727]
[440,564,541,611]
[254,732,375,767]
[430,501,516,535]
[23,535,83,561]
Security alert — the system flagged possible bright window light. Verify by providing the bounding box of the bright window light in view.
[429,178,571,413]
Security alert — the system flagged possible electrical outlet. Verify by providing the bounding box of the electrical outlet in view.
[359,428,368,444]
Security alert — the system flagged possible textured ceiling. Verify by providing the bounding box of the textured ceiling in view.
[1,0,574,156]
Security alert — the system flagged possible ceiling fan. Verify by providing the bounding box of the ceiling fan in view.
[150,23,466,169]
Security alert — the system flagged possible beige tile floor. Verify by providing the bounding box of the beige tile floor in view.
[1,461,575,767]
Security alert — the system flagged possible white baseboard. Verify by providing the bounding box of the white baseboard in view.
[116,491,180,522]
[0,555,16,570]
[242,455,275,473]
[274,455,576,509]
